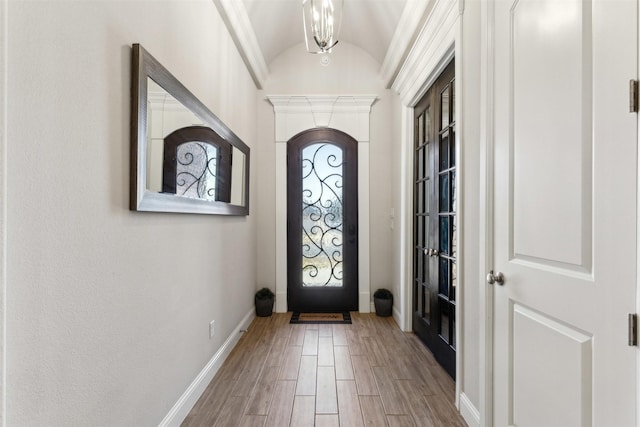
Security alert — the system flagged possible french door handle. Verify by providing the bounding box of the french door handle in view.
[423,248,439,257]
[486,270,505,285]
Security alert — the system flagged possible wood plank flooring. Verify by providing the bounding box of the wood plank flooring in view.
[182,313,467,427]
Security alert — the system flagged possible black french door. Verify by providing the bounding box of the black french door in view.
[413,60,457,379]
[287,128,359,312]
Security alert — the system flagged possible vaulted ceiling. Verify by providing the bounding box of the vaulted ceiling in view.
[214,0,431,88]
[242,0,407,65]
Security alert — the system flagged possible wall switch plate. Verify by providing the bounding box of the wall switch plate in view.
[209,320,215,338]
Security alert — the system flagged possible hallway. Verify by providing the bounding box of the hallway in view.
[182,313,467,426]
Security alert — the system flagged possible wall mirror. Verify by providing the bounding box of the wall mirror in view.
[130,44,250,215]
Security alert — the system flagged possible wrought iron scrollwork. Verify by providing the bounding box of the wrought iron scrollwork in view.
[175,142,218,200]
[162,125,232,203]
[301,143,344,287]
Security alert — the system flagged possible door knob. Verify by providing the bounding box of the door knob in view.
[430,249,439,257]
[486,270,505,285]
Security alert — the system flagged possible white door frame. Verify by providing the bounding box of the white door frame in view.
[0,0,8,424]
[394,0,460,336]
[478,1,495,425]
[391,0,467,417]
[267,95,376,314]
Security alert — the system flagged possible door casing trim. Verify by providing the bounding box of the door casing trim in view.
[267,95,376,313]
[391,0,466,417]
[0,0,7,423]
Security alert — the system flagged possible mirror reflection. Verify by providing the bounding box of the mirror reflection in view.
[130,43,249,215]
[146,79,246,206]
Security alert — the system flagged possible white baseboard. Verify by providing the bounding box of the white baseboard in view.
[159,308,255,427]
[392,305,404,330]
[459,392,480,427]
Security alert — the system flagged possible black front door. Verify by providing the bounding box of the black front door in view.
[287,128,358,312]
[413,60,457,379]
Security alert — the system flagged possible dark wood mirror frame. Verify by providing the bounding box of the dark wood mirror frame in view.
[130,43,250,215]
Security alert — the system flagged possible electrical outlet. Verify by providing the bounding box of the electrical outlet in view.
[209,320,215,338]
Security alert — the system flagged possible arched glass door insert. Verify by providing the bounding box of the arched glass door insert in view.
[287,128,358,312]
[162,125,232,203]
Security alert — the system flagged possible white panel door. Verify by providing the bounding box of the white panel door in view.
[492,0,638,425]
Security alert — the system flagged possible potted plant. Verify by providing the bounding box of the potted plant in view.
[255,287,275,317]
[373,288,393,317]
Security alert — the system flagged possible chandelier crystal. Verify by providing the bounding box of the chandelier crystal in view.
[302,0,343,54]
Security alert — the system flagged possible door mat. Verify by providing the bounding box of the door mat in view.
[290,312,352,324]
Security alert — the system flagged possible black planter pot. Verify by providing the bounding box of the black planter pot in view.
[255,297,274,317]
[374,297,393,317]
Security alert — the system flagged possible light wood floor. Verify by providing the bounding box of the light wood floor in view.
[182,312,467,427]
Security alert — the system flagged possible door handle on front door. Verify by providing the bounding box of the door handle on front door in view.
[486,270,505,285]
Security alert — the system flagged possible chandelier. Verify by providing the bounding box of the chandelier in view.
[302,0,344,54]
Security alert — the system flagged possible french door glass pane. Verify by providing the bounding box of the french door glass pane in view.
[423,284,431,321]
[450,127,456,167]
[439,216,450,254]
[439,299,450,343]
[301,143,344,287]
[426,107,432,141]
[440,133,449,170]
[424,216,430,250]
[441,85,450,129]
[440,173,449,212]
[451,261,457,301]
[451,170,456,212]
[451,310,456,349]
[439,258,449,297]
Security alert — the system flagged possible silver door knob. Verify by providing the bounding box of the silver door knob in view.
[486,270,505,285]
[429,248,439,257]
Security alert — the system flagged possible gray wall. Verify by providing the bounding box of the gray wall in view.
[6,1,257,424]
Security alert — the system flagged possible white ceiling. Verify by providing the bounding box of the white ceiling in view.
[242,0,408,65]
[215,0,428,88]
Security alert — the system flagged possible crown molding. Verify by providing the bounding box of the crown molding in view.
[267,95,377,113]
[380,0,435,89]
[213,0,268,89]
[267,95,377,142]
[391,0,459,105]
